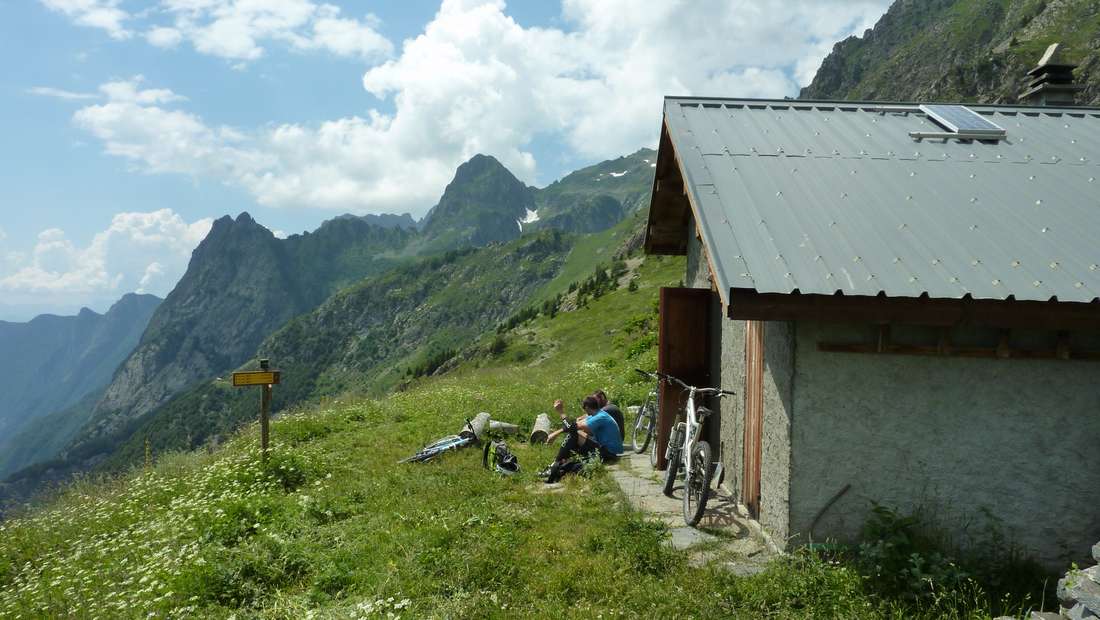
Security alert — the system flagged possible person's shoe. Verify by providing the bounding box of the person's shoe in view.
[537,464,554,479]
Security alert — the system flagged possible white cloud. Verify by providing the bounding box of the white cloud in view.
[305,9,393,58]
[27,86,99,100]
[146,26,184,48]
[137,262,165,293]
[74,82,267,180]
[131,0,392,62]
[0,210,213,303]
[40,0,131,39]
[71,0,890,216]
[97,75,187,104]
[44,0,394,62]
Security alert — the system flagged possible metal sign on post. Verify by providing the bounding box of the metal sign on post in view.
[232,359,280,461]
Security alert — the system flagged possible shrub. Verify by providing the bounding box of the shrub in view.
[851,503,1053,616]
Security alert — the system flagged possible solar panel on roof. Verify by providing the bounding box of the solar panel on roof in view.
[919,104,1006,137]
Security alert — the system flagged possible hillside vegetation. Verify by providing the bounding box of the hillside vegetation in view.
[0,252,1038,619]
[801,0,1100,105]
[3,149,655,502]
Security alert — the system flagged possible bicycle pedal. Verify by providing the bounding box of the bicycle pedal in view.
[710,462,724,488]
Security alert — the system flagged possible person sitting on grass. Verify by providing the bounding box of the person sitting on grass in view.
[543,396,623,483]
[543,390,623,445]
[593,389,624,441]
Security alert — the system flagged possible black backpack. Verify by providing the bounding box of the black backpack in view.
[483,439,519,475]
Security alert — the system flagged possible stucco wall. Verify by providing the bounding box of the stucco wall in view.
[685,234,745,495]
[760,321,795,543]
[789,321,1100,568]
[685,233,792,541]
[716,311,746,499]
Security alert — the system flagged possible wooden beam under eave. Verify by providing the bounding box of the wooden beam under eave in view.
[645,116,692,256]
[727,288,1100,331]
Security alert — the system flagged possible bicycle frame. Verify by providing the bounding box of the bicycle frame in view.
[668,385,705,491]
[658,372,735,509]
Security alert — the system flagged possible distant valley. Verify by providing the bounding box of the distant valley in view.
[0,148,655,506]
[0,294,161,476]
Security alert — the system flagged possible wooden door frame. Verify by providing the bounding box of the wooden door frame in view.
[655,286,712,471]
[743,320,764,517]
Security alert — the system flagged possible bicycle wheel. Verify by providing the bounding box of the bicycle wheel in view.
[649,431,658,468]
[662,445,681,497]
[631,395,655,453]
[683,440,713,526]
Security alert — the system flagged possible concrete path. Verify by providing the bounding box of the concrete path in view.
[607,451,776,575]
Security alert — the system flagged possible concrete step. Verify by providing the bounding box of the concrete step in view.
[606,450,775,575]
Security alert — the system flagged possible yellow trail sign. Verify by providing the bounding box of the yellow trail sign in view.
[232,370,280,387]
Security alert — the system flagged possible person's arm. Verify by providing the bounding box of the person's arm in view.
[576,416,591,433]
[546,399,567,443]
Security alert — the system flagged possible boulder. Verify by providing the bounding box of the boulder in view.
[1058,570,1100,613]
[1064,602,1099,620]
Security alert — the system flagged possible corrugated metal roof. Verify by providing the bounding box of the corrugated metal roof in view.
[663,97,1100,304]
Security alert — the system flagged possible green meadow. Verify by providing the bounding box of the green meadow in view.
[0,256,1028,619]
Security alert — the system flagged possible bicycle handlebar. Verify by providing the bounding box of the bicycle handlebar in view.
[653,371,735,396]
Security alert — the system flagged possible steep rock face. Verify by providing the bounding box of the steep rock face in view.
[532,148,655,233]
[81,212,411,445]
[535,195,623,233]
[419,154,536,250]
[92,214,291,423]
[356,213,417,230]
[96,230,576,471]
[0,293,161,474]
[801,0,1100,105]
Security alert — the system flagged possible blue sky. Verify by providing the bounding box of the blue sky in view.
[0,0,890,320]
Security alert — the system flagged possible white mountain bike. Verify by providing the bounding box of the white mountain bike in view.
[657,372,736,526]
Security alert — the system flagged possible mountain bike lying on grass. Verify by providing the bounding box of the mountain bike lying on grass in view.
[630,368,661,460]
[658,371,736,527]
[399,419,478,463]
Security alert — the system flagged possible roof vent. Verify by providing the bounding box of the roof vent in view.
[1019,43,1081,106]
[909,104,1006,141]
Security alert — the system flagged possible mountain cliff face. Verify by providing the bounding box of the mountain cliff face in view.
[418,154,536,251]
[535,148,655,222]
[3,149,654,501]
[96,230,577,470]
[801,0,1100,105]
[81,213,411,447]
[0,294,160,475]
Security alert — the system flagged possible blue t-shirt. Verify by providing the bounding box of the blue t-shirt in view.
[586,411,623,455]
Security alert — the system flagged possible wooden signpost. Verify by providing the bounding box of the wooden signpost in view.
[232,359,280,461]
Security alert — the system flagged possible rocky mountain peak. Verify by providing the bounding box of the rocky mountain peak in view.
[419,153,536,251]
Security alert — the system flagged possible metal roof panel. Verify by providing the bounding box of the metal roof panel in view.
[662,97,1100,303]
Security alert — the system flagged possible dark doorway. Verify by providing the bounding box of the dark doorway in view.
[656,287,711,470]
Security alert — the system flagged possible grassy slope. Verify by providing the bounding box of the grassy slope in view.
[0,256,1011,619]
[528,210,645,306]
